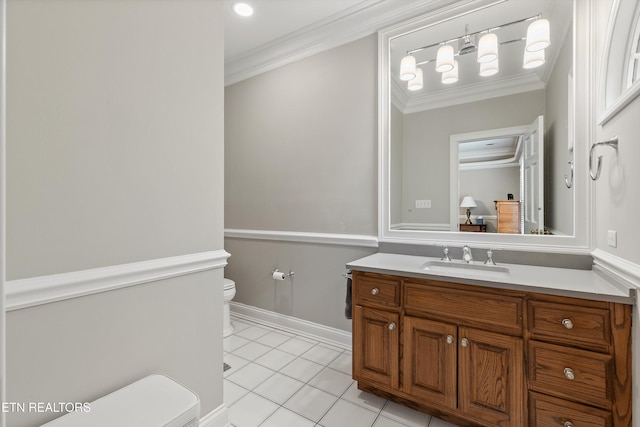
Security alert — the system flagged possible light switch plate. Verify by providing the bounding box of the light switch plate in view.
[416,200,431,209]
[607,230,617,248]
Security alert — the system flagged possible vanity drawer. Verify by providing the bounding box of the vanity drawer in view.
[404,282,523,335]
[354,274,401,309]
[528,300,610,352]
[528,341,612,410]
[529,392,612,427]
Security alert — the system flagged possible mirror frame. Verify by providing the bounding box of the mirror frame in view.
[378,0,594,253]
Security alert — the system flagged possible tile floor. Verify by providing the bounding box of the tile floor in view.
[224,316,460,427]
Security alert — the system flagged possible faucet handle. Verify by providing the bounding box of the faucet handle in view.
[441,246,452,262]
[484,249,497,265]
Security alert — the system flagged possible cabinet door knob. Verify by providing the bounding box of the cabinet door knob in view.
[564,422,575,427]
[460,338,469,347]
[388,322,396,331]
[563,368,575,380]
[562,318,574,329]
[446,335,454,344]
[371,288,379,295]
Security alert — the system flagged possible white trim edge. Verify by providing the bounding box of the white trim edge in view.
[6,250,230,311]
[200,404,230,427]
[591,248,640,292]
[230,302,352,350]
[224,229,378,248]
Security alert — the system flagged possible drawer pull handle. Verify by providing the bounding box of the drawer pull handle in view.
[371,288,379,295]
[388,322,396,331]
[564,422,575,427]
[564,368,575,380]
[446,335,454,344]
[562,318,574,329]
[461,338,469,347]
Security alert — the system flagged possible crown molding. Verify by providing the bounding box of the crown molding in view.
[225,0,458,86]
[402,73,544,114]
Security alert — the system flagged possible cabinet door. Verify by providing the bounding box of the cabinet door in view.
[458,327,524,427]
[352,305,399,389]
[403,317,457,409]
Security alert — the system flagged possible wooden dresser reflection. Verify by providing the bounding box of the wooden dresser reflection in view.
[495,200,520,233]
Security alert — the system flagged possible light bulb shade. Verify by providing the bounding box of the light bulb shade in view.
[523,48,545,69]
[399,55,417,81]
[526,19,550,52]
[477,33,498,63]
[435,45,455,73]
[407,68,423,91]
[479,58,499,76]
[441,60,458,84]
[460,196,477,208]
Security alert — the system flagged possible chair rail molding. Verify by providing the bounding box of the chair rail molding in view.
[224,228,379,248]
[5,250,230,311]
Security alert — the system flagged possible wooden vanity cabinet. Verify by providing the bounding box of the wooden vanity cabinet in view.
[351,271,632,427]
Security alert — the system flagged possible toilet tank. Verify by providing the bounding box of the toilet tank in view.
[42,374,200,427]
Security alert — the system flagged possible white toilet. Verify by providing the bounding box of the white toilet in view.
[223,278,236,337]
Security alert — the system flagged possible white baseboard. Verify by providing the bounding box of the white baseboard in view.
[200,404,230,427]
[230,302,352,350]
[6,250,230,311]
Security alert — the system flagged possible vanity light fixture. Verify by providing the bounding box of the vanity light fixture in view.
[460,196,477,225]
[525,18,550,52]
[441,60,459,84]
[477,33,498,63]
[398,14,549,91]
[408,67,424,91]
[400,55,417,81]
[479,58,499,77]
[435,44,455,72]
[523,48,545,69]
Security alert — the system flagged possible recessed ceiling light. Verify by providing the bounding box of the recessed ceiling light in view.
[233,2,253,17]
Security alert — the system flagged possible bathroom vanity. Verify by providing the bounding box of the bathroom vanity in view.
[347,253,634,427]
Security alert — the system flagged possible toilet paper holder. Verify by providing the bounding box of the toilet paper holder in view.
[272,268,295,279]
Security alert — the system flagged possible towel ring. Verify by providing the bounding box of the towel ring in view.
[589,137,618,181]
[564,160,573,188]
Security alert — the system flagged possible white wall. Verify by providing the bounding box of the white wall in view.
[5,1,225,425]
[225,35,378,332]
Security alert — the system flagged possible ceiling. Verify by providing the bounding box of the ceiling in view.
[223,0,461,85]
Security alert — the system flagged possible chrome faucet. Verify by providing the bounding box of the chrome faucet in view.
[441,246,452,262]
[462,245,473,263]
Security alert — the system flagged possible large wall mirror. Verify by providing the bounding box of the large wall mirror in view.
[379,0,594,251]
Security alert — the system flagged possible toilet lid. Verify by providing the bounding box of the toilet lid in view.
[223,278,235,290]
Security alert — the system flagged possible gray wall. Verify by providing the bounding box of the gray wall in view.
[6,1,225,425]
[400,90,545,226]
[224,35,378,332]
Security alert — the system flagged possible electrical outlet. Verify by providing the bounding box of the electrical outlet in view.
[607,230,617,248]
[415,200,432,209]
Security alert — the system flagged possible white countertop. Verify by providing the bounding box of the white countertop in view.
[346,253,635,304]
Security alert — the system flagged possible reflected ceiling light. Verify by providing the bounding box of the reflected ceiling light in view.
[441,60,458,84]
[233,2,254,17]
[479,58,499,76]
[400,14,549,90]
[523,48,545,69]
[477,33,498,63]
[525,19,550,52]
[399,55,417,81]
[435,45,455,73]
[408,68,424,91]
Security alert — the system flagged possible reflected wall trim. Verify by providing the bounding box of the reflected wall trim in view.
[592,248,640,292]
[5,250,230,311]
[224,229,379,248]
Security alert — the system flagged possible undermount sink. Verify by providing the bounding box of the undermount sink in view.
[421,259,510,276]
